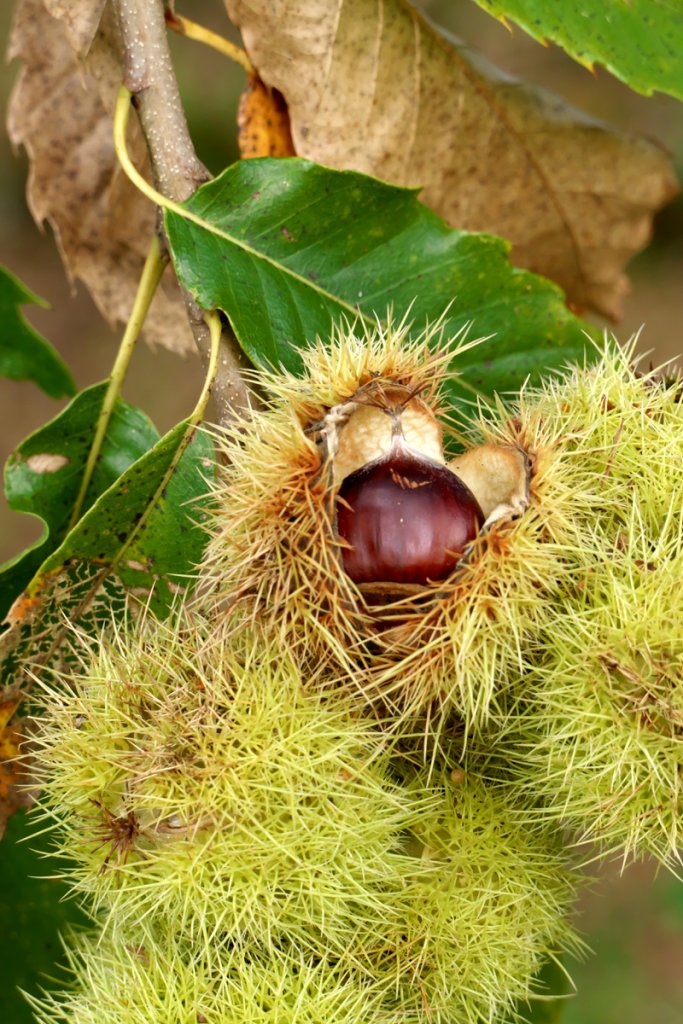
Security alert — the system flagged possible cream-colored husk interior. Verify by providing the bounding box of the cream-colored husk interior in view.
[449,444,529,525]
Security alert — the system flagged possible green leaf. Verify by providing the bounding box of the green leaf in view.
[0,265,75,399]
[473,1,683,101]
[0,809,88,1024]
[164,159,595,409]
[37,421,214,612]
[0,422,215,691]
[0,384,159,619]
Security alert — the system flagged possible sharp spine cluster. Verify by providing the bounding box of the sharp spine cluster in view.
[30,610,578,1024]
[27,321,683,1023]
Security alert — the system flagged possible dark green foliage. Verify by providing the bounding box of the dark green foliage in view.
[0,809,87,1024]
[0,422,214,689]
[0,266,74,399]
[474,0,683,101]
[0,385,158,618]
[165,159,595,409]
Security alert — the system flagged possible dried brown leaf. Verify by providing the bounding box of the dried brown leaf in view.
[7,0,194,354]
[224,0,678,319]
[44,0,107,56]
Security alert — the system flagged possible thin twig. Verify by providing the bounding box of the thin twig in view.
[112,0,256,421]
[114,0,208,200]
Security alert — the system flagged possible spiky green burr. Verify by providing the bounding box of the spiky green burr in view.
[30,604,580,1023]
[498,511,683,866]
[28,924,400,1024]
[384,761,581,1023]
[484,344,683,865]
[28,330,683,1024]
[31,610,432,960]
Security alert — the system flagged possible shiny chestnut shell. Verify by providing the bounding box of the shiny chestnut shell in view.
[336,448,484,585]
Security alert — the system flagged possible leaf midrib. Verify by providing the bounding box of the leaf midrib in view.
[167,195,393,330]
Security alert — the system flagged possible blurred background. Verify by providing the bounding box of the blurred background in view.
[0,2,681,1021]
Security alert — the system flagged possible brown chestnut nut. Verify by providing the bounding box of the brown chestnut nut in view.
[336,444,484,585]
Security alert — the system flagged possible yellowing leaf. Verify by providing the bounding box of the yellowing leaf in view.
[238,73,296,158]
[224,0,678,319]
[7,0,194,354]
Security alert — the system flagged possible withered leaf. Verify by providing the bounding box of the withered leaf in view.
[7,0,194,354]
[238,73,296,159]
[43,0,107,56]
[224,0,678,319]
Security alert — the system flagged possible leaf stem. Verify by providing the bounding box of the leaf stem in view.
[114,86,260,420]
[192,311,223,424]
[111,310,222,573]
[164,9,254,74]
[113,87,174,211]
[112,0,256,421]
[68,234,167,530]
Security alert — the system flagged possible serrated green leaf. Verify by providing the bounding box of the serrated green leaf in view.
[474,1,683,101]
[0,423,215,692]
[0,265,75,399]
[164,159,595,410]
[0,384,159,619]
[36,421,215,613]
[0,809,88,1024]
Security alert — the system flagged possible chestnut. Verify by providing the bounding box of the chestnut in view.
[336,444,484,585]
